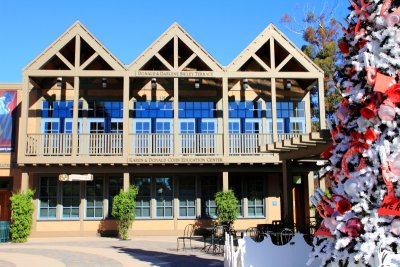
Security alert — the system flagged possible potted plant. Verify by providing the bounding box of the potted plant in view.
[112,185,138,240]
[215,190,239,230]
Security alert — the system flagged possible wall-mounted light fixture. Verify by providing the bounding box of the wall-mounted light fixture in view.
[194,79,200,89]
[285,80,292,90]
[102,78,107,88]
[56,77,62,87]
[151,78,157,90]
[243,78,249,89]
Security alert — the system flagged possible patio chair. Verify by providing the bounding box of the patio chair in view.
[246,227,263,242]
[209,224,228,255]
[177,224,195,251]
[280,228,294,245]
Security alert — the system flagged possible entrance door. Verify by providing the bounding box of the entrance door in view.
[87,118,106,155]
[0,191,11,220]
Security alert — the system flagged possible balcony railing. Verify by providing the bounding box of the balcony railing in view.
[25,133,281,157]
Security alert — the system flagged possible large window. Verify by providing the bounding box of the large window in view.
[134,101,173,118]
[86,177,104,219]
[229,102,261,118]
[178,177,196,218]
[134,177,151,218]
[39,177,58,219]
[247,177,264,217]
[155,177,173,218]
[179,102,216,118]
[62,182,80,219]
[108,176,123,217]
[201,176,218,218]
[229,176,243,217]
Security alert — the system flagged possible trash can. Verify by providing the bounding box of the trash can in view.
[0,221,10,242]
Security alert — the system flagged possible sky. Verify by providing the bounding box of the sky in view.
[0,0,349,82]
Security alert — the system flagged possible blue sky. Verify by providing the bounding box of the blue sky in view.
[0,0,348,82]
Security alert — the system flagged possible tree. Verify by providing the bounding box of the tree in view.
[112,185,138,240]
[10,190,34,242]
[309,0,400,265]
[281,1,343,125]
[215,190,239,229]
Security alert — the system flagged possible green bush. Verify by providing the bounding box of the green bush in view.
[215,190,239,229]
[10,189,34,242]
[112,185,138,240]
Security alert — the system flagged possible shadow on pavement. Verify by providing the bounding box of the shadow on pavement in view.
[112,246,223,267]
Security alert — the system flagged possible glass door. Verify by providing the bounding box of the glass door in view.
[132,119,151,155]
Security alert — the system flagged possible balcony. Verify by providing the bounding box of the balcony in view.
[23,133,303,164]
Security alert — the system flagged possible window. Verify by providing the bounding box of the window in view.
[178,102,215,118]
[229,102,261,118]
[132,119,152,155]
[229,176,243,217]
[229,119,240,134]
[201,176,218,218]
[290,118,305,134]
[178,177,196,218]
[155,177,173,218]
[86,177,104,219]
[39,177,58,219]
[87,101,122,118]
[134,101,173,118]
[108,176,123,217]
[247,177,264,217]
[200,119,217,133]
[133,177,151,218]
[62,182,80,219]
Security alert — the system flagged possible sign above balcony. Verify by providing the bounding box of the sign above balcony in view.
[136,71,214,78]
[59,174,93,182]
[128,156,224,164]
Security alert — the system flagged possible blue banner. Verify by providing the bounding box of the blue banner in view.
[0,90,17,152]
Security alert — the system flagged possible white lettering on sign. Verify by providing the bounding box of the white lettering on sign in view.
[137,71,214,78]
[128,157,223,164]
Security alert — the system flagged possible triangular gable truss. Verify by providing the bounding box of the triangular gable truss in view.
[24,21,125,72]
[228,23,322,74]
[129,22,223,72]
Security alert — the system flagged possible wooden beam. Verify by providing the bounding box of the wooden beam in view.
[155,53,174,70]
[178,53,196,71]
[56,52,74,70]
[275,54,293,72]
[252,54,271,72]
[80,52,98,70]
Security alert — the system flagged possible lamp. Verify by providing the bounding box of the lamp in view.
[151,78,157,90]
[56,77,62,87]
[101,78,107,88]
[243,78,249,89]
[285,80,292,90]
[194,79,200,89]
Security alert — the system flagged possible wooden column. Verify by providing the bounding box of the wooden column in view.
[271,78,278,142]
[222,77,229,156]
[222,172,229,191]
[71,76,80,156]
[282,160,293,223]
[173,78,179,156]
[123,172,130,192]
[123,76,130,158]
[307,171,315,220]
[18,74,30,161]
[21,172,29,192]
[318,77,326,130]
[303,90,312,133]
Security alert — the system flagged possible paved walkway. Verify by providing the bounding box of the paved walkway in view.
[0,236,223,267]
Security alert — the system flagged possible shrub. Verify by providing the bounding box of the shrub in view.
[215,190,239,229]
[112,185,138,240]
[10,189,34,242]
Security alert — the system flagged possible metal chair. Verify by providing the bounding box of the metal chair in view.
[209,224,227,255]
[246,227,262,242]
[177,224,195,251]
[280,228,294,245]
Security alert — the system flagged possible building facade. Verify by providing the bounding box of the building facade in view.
[0,21,328,236]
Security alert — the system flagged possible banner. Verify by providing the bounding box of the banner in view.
[0,90,17,152]
[378,196,400,216]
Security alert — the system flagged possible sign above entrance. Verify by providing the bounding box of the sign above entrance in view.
[136,71,215,78]
[59,174,93,182]
[128,156,224,164]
